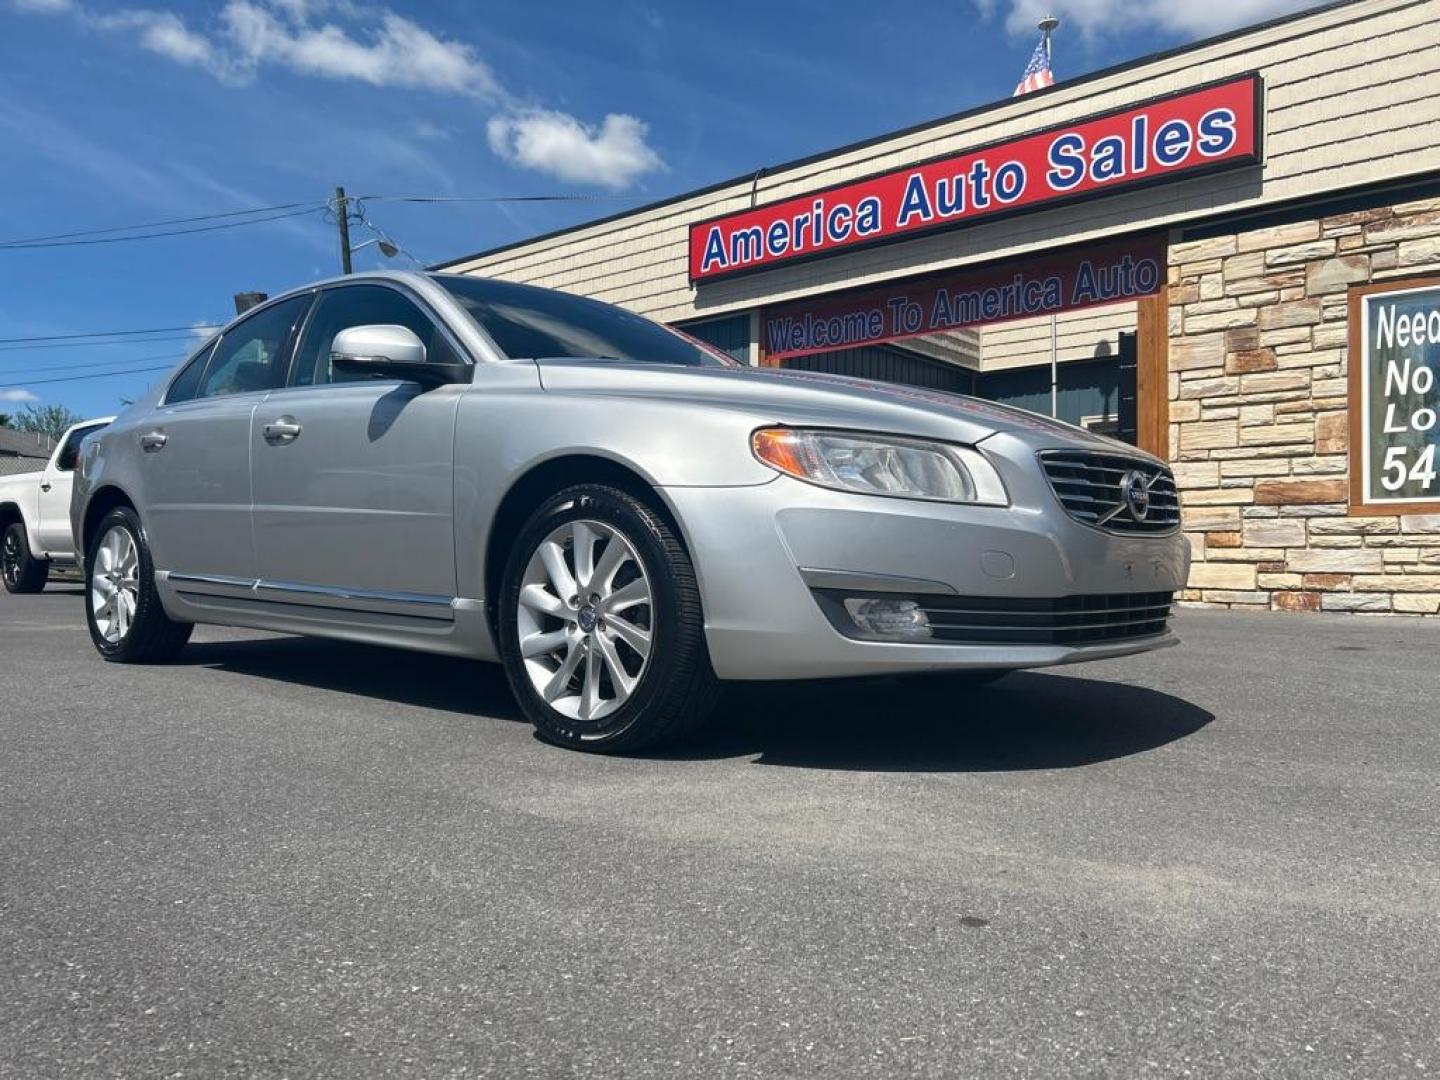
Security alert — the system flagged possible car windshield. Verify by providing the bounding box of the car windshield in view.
[434,275,738,368]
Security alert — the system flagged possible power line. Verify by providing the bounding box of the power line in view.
[0,206,325,250]
[0,334,205,355]
[0,191,628,255]
[0,352,188,377]
[0,325,219,345]
[356,193,627,203]
[0,363,178,389]
[0,201,319,248]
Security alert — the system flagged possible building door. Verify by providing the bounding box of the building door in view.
[1116,330,1138,446]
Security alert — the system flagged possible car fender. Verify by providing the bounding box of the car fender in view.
[453,370,778,614]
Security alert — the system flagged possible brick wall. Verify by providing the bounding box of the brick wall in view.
[1167,198,1440,616]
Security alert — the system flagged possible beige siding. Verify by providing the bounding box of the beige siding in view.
[444,0,1440,323]
[977,303,1137,373]
[899,330,982,369]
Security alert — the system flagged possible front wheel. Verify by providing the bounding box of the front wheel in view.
[498,484,720,753]
[2,522,49,594]
[85,506,192,663]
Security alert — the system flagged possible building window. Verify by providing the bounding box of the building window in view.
[674,313,750,364]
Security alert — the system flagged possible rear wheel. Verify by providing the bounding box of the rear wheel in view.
[85,506,192,663]
[498,484,720,753]
[1,522,48,594]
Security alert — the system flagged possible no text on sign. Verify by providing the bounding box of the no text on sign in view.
[690,74,1263,283]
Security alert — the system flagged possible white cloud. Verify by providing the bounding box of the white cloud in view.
[93,10,218,68]
[218,2,501,95]
[487,111,665,189]
[978,0,1326,39]
[136,11,216,65]
[11,0,666,189]
[0,389,40,403]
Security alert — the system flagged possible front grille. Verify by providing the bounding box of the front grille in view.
[1040,451,1181,534]
[816,590,1175,646]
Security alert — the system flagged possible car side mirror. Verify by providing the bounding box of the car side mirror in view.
[330,325,468,388]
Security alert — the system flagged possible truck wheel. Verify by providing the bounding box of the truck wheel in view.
[2,522,49,594]
[85,506,192,663]
[498,484,720,754]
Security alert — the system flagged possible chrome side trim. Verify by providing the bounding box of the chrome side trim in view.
[166,571,259,590]
[253,579,454,607]
[798,567,958,596]
[164,571,457,621]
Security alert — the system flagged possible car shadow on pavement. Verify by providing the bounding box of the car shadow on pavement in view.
[671,671,1215,772]
[177,636,525,722]
[179,634,1211,773]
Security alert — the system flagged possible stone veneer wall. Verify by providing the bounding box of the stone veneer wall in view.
[1167,197,1440,616]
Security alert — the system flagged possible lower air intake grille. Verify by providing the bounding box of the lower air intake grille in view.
[1040,451,1181,534]
[817,590,1175,646]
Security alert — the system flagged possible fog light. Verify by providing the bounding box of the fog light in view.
[844,598,932,640]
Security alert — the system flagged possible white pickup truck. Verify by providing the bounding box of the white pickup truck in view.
[1,417,113,593]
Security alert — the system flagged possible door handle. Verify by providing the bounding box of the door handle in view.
[40,482,51,492]
[263,417,302,443]
[140,431,168,452]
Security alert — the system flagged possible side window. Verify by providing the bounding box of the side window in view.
[197,295,311,401]
[289,285,459,388]
[164,339,217,404]
[54,423,107,472]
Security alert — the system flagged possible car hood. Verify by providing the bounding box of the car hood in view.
[532,358,1154,460]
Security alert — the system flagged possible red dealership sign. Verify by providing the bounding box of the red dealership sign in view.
[691,74,1262,283]
[762,235,1166,361]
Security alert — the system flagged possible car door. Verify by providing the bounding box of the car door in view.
[249,283,466,615]
[139,295,312,583]
[33,421,107,555]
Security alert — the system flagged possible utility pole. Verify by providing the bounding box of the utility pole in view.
[335,186,353,275]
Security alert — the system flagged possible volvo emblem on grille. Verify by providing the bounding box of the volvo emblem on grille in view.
[1120,469,1153,522]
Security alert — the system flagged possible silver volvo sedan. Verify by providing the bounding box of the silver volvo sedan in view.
[72,271,1189,752]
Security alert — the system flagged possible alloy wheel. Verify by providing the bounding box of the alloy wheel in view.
[1,531,19,589]
[516,518,654,725]
[91,525,140,644]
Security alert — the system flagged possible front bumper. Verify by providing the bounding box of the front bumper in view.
[662,450,1190,680]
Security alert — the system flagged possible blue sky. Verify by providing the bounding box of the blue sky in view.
[0,0,1322,418]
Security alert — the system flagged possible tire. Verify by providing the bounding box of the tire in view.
[498,484,720,754]
[84,506,192,663]
[2,521,49,594]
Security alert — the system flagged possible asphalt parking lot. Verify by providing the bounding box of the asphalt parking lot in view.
[1,589,1436,1078]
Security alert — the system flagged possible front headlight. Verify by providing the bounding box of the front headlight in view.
[751,427,1008,505]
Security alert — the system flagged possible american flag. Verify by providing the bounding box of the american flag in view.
[1013,36,1054,97]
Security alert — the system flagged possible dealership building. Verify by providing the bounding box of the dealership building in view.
[439,0,1440,616]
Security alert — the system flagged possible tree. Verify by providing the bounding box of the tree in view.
[0,413,12,429]
[13,403,81,442]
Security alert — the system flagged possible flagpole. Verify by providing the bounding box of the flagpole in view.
[1039,15,1059,63]
[1037,15,1060,417]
